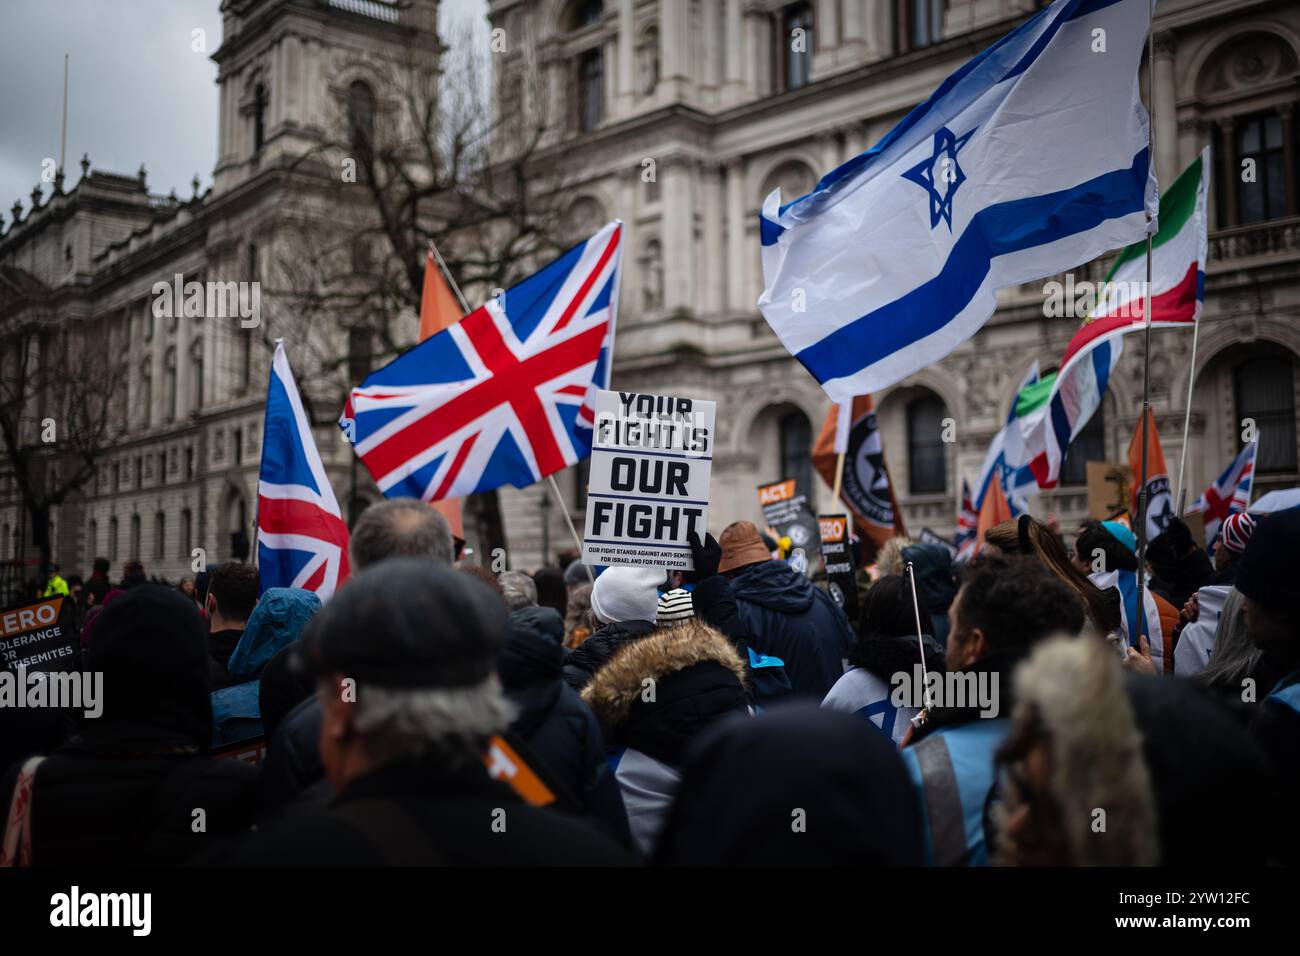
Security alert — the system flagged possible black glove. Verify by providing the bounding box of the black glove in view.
[688,531,722,580]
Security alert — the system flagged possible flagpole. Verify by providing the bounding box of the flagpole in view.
[1173,316,1201,513]
[428,238,471,314]
[1134,4,1157,664]
[548,474,593,582]
[832,451,846,502]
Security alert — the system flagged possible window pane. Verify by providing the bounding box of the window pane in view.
[1264,115,1282,150]
[1060,407,1105,486]
[908,396,946,494]
[1239,119,1261,156]
[1236,356,1297,473]
[779,411,813,496]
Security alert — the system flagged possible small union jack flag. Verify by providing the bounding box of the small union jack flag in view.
[257,340,351,600]
[1189,442,1257,555]
[342,222,622,501]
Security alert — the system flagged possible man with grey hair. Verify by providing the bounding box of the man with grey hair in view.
[227,560,632,865]
[349,498,454,570]
[498,571,538,613]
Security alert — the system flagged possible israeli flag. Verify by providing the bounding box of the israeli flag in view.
[758,0,1159,402]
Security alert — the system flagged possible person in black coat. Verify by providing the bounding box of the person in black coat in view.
[653,707,925,865]
[0,585,258,866]
[222,560,633,866]
[500,605,632,846]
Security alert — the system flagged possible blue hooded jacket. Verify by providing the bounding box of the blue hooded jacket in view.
[210,587,321,747]
[730,560,854,699]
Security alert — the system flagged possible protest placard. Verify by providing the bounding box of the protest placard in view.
[582,390,714,570]
[0,595,80,675]
[758,478,820,571]
[1087,461,1134,520]
[818,514,859,624]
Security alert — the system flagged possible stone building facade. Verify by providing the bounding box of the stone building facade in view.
[489,0,1300,567]
[0,0,439,598]
[1,0,1297,592]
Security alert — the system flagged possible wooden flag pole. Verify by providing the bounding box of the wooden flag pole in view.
[832,450,847,503]
[429,238,472,314]
[548,474,593,582]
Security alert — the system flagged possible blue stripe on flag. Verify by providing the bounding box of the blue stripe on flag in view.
[263,368,321,495]
[765,0,1128,235]
[794,151,1149,383]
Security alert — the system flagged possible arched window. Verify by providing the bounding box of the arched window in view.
[577,48,604,132]
[640,240,664,311]
[906,394,947,494]
[760,160,817,206]
[347,80,376,149]
[779,410,814,497]
[638,26,660,96]
[1235,114,1289,224]
[1235,355,1297,473]
[1061,407,1106,487]
[155,512,166,561]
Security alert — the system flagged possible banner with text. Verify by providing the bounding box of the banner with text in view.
[0,596,80,675]
[582,390,714,570]
[759,478,820,574]
[818,514,858,624]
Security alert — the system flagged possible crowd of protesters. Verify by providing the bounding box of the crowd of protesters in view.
[1,497,1297,867]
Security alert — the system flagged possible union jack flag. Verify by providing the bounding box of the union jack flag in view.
[342,222,622,501]
[1189,442,1257,555]
[955,477,978,561]
[257,340,351,600]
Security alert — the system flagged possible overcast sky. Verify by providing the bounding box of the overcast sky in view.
[0,0,486,216]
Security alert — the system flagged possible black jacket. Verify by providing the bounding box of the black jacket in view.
[730,560,855,699]
[207,628,244,691]
[562,618,657,691]
[0,721,258,866]
[221,757,636,866]
[500,607,632,845]
[257,695,330,820]
[582,624,751,767]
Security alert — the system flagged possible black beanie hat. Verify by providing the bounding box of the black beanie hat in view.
[87,583,212,747]
[1235,510,1300,615]
[297,558,506,688]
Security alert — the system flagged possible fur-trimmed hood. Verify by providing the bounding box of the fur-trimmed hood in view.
[581,621,749,765]
[997,636,1159,866]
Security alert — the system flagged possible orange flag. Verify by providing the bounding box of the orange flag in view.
[418,248,465,341]
[812,395,906,566]
[975,472,1013,553]
[418,248,467,542]
[1127,407,1174,542]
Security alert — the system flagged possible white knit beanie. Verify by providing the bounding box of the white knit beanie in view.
[590,566,665,625]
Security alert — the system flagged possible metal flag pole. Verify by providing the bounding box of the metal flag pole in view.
[1174,316,1202,513]
[1134,3,1157,663]
[906,561,934,727]
[59,54,69,176]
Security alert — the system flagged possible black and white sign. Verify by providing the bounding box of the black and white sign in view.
[582,390,714,570]
[0,596,80,674]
